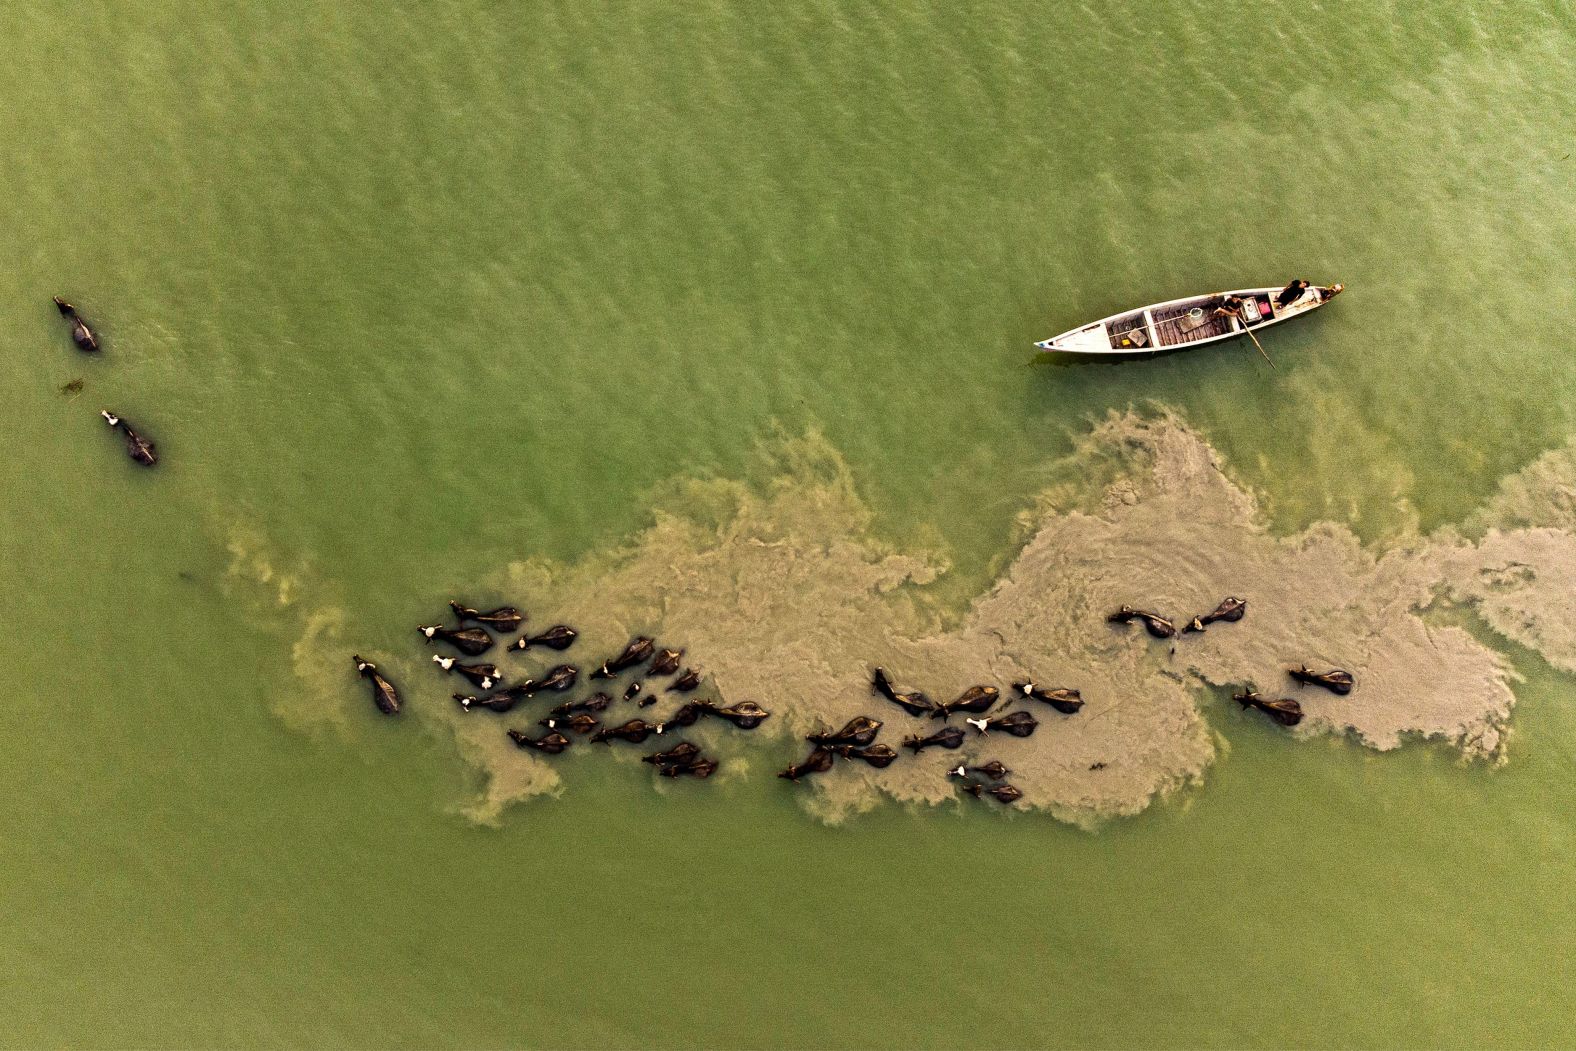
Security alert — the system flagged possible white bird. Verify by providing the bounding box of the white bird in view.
[966,717,989,734]
[949,765,966,778]
[433,655,454,670]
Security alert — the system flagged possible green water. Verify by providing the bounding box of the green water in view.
[3,1,1574,1045]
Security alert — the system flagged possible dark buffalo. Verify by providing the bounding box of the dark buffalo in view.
[509,625,578,652]
[778,747,836,782]
[1013,682,1084,714]
[591,637,654,679]
[432,656,503,691]
[837,743,898,768]
[54,297,100,352]
[932,686,999,721]
[517,664,578,695]
[99,410,157,466]
[506,729,571,754]
[352,655,400,715]
[660,757,718,779]
[903,726,966,753]
[808,716,882,748]
[659,701,712,730]
[417,624,493,656]
[448,602,524,632]
[590,718,661,744]
[1184,596,1247,633]
[871,666,936,717]
[712,702,770,729]
[667,668,703,693]
[965,781,1023,804]
[1289,665,1355,695]
[642,741,703,768]
[649,647,685,676]
[965,710,1037,737]
[454,685,529,713]
[1234,690,1304,727]
[548,692,612,717]
[540,713,599,735]
[1108,605,1176,639]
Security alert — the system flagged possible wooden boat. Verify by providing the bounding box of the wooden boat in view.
[1035,282,1343,357]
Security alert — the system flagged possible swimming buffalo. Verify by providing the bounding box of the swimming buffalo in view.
[509,625,578,652]
[642,741,703,769]
[417,624,493,655]
[808,716,882,748]
[902,726,966,753]
[659,757,718,779]
[352,655,400,715]
[54,297,100,352]
[964,710,1038,737]
[591,637,654,679]
[711,702,771,729]
[448,602,524,632]
[1108,605,1176,639]
[1234,690,1304,727]
[517,664,578,695]
[871,666,936,717]
[837,743,898,768]
[549,692,612,717]
[644,741,719,779]
[1184,596,1247,633]
[1289,665,1355,695]
[454,685,531,713]
[667,668,703,693]
[591,718,661,744]
[506,729,571,754]
[932,686,998,721]
[100,411,157,466]
[659,701,710,730]
[431,655,503,691]
[965,781,1023,804]
[1013,682,1084,714]
[649,647,685,676]
[778,747,835,782]
[539,713,599,735]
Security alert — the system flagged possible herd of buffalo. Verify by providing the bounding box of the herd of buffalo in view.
[351,593,1356,806]
[54,299,1355,802]
[1108,596,1356,725]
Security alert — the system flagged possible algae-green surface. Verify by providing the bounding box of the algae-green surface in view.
[2,2,1573,1045]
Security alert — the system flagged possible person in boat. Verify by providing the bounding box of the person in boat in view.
[1275,279,1311,308]
[1316,282,1345,301]
[1212,294,1246,319]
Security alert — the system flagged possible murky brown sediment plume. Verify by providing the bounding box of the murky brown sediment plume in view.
[246,415,1576,825]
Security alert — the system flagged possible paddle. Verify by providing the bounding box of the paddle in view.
[1236,306,1277,370]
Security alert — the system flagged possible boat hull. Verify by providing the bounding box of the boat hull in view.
[1035,285,1341,356]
